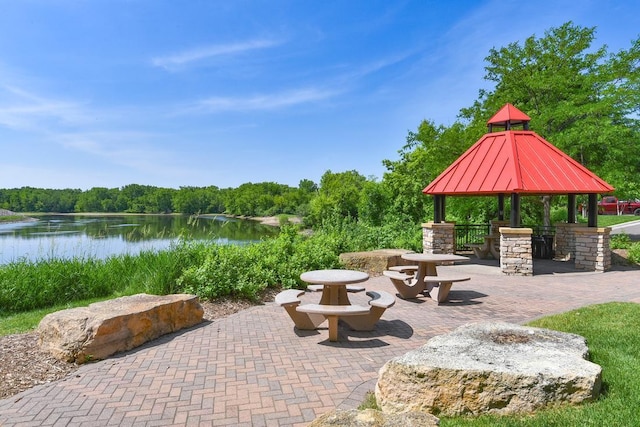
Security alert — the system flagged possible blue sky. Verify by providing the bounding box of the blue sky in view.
[1,0,638,190]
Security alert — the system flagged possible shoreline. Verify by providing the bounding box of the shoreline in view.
[3,211,301,228]
[0,209,37,224]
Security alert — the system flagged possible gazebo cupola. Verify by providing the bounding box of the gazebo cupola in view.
[487,103,531,132]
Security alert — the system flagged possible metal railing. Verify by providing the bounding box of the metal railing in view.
[455,224,490,251]
[454,224,556,252]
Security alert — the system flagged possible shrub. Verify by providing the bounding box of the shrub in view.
[627,242,640,264]
[174,225,342,300]
[610,233,632,249]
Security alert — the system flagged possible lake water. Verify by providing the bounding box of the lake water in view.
[0,215,279,264]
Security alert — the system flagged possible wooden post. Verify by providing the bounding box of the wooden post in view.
[510,193,520,228]
[588,194,597,227]
[433,196,441,223]
[568,194,576,224]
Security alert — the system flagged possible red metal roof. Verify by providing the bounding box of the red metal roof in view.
[423,122,614,196]
[487,103,531,126]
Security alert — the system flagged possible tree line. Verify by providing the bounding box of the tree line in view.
[2,23,639,228]
[0,181,318,217]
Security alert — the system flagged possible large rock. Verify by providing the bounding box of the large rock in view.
[309,409,439,427]
[376,322,602,416]
[38,293,204,363]
[340,249,415,275]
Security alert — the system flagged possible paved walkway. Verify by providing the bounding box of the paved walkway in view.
[1,259,640,426]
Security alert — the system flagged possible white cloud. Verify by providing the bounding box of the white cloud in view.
[151,38,282,70]
[193,87,340,113]
[0,84,86,130]
[54,131,173,168]
[182,53,411,115]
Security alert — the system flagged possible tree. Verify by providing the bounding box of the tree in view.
[461,22,640,188]
[381,120,481,224]
[307,170,367,225]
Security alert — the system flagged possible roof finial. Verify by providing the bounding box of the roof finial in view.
[487,103,531,132]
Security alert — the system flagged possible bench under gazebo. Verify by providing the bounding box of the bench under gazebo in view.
[421,103,614,275]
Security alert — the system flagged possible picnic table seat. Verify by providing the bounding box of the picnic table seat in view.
[341,290,396,332]
[467,243,490,259]
[468,237,500,259]
[388,265,419,273]
[296,290,396,341]
[383,270,425,299]
[422,274,471,304]
[383,270,470,303]
[275,289,325,330]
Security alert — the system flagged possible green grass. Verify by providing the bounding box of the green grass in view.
[596,214,640,227]
[0,215,28,223]
[0,296,115,335]
[358,391,380,410]
[437,302,640,426]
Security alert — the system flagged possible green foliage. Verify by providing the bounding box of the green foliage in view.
[0,187,81,212]
[0,181,312,217]
[610,233,632,250]
[461,22,640,191]
[306,170,368,226]
[357,180,390,226]
[222,182,314,217]
[381,120,446,224]
[174,226,344,298]
[550,205,570,224]
[0,242,208,315]
[314,215,422,253]
[176,244,269,300]
[627,242,640,264]
[358,392,380,411]
[0,215,26,223]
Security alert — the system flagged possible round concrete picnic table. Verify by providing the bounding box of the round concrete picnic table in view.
[401,253,469,289]
[300,269,369,306]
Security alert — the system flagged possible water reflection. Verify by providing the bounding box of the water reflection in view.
[0,215,279,264]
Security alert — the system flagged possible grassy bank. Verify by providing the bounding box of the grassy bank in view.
[0,220,421,326]
[0,215,25,223]
[439,302,640,426]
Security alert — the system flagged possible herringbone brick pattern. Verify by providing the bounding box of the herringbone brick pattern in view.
[1,260,639,426]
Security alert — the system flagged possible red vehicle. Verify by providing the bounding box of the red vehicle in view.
[597,196,640,215]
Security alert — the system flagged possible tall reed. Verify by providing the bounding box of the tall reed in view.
[1,220,416,315]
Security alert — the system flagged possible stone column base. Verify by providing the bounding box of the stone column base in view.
[574,227,611,272]
[499,227,533,276]
[422,222,455,254]
[554,223,586,261]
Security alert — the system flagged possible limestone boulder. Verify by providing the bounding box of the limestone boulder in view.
[339,249,415,275]
[38,293,204,363]
[376,322,601,416]
[309,409,439,427]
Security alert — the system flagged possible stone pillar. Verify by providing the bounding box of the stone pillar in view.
[574,227,611,272]
[499,227,533,276]
[490,220,510,236]
[422,222,456,254]
[554,223,586,261]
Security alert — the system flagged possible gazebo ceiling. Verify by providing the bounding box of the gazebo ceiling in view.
[423,104,614,196]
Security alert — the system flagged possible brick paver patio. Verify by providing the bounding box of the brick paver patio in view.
[1,259,639,426]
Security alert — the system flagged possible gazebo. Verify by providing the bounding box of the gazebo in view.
[421,103,614,275]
